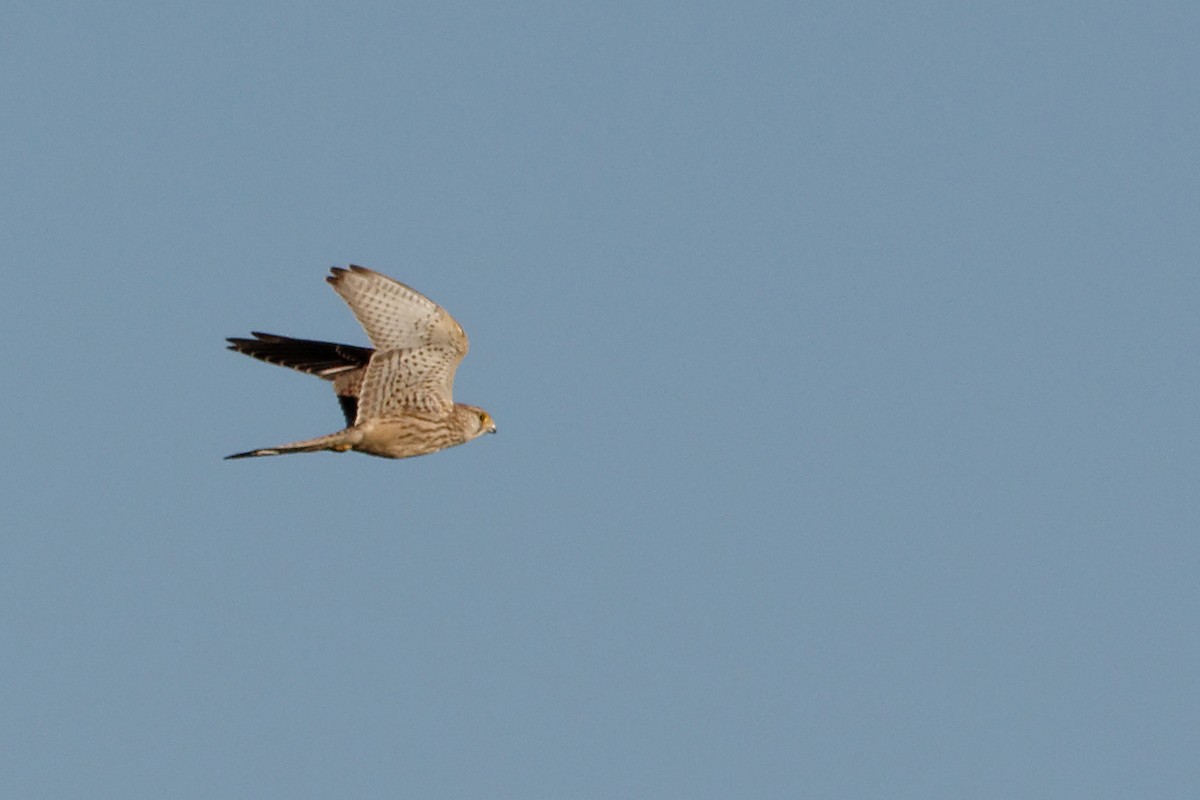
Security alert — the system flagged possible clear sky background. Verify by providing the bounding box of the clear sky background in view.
[3,2,1197,798]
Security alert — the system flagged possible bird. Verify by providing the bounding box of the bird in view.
[225,266,495,460]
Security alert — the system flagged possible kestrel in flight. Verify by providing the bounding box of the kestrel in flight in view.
[225,266,495,460]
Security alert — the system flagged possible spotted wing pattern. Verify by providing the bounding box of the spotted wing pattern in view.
[354,346,462,418]
[326,266,470,423]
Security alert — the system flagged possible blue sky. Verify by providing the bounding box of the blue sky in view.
[3,2,1198,797]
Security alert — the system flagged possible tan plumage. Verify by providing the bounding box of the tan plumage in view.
[225,266,495,460]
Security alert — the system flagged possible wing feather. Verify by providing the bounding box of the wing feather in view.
[355,347,460,422]
[326,266,469,355]
[327,266,470,421]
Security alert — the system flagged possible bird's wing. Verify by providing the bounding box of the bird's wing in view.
[226,331,371,381]
[226,331,372,425]
[354,346,462,422]
[326,266,470,355]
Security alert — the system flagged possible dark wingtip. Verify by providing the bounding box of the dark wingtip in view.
[226,332,278,350]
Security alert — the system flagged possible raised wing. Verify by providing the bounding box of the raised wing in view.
[327,266,471,422]
[355,346,462,421]
[326,266,469,355]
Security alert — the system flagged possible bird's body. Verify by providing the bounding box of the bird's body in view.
[225,266,495,460]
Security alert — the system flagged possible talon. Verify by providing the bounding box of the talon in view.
[333,443,352,452]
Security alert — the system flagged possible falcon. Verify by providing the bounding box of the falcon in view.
[225,266,495,460]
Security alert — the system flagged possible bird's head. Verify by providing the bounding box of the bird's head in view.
[456,404,497,440]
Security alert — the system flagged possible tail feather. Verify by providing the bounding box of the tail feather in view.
[224,430,357,460]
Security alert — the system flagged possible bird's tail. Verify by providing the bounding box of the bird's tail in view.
[224,429,359,460]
